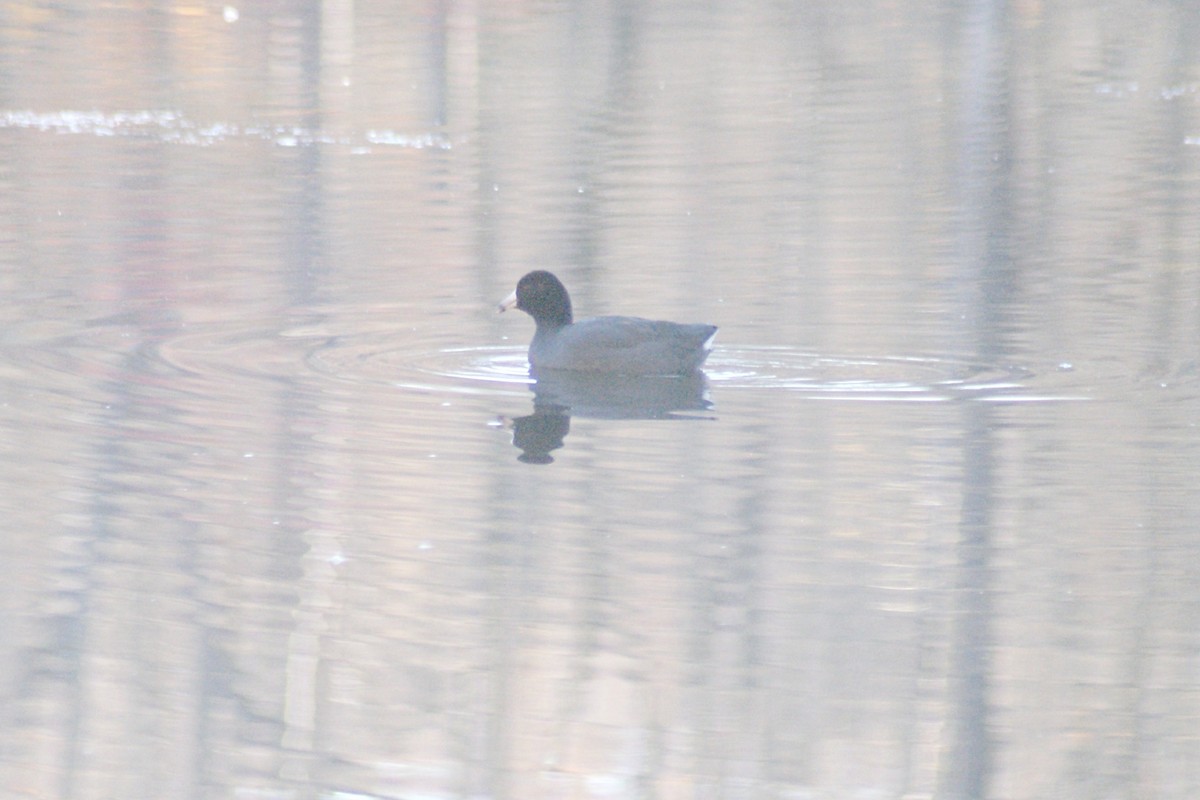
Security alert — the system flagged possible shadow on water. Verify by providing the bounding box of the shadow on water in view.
[939,0,1010,796]
[508,369,713,464]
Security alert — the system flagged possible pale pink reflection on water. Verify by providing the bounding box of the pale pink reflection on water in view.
[1,2,1199,799]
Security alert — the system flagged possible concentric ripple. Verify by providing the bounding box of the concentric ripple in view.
[703,347,1043,401]
[3,310,1076,405]
[38,321,1072,405]
[305,337,1058,403]
[4,310,1078,404]
[306,337,534,398]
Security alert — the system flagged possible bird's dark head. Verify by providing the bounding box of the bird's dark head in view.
[498,270,573,327]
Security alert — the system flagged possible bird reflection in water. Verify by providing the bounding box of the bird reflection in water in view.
[509,369,713,464]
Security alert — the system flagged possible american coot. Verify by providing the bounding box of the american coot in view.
[498,270,717,375]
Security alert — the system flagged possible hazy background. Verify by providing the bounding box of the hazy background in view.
[1,2,1199,799]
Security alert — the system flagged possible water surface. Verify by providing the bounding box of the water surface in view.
[1,2,1199,799]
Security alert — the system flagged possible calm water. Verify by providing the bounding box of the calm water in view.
[2,2,1199,799]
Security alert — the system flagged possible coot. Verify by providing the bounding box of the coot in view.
[498,270,717,375]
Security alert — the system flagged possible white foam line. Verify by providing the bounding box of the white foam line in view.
[971,394,1092,403]
[0,109,452,150]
